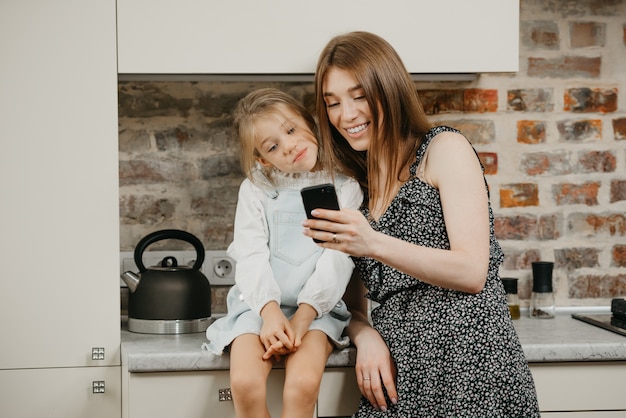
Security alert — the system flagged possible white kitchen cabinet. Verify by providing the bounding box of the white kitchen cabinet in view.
[530,361,626,415]
[123,367,360,418]
[117,0,519,75]
[541,413,626,417]
[123,362,626,417]
[123,369,286,418]
[0,367,120,418]
[0,0,121,416]
[317,368,361,417]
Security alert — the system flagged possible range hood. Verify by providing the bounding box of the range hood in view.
[117,73,479,82]
[116,0,518,80]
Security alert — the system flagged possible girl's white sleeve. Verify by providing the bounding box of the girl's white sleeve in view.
[297,177,364,316]
[227,180,281,315]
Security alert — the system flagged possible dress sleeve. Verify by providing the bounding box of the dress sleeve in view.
[227,180,281,315]
[297,177,364,316]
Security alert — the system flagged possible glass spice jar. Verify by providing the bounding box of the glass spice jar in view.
[530,261,555,319]
[501,277,521,320]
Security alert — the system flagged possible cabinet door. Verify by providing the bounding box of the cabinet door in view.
[530,362,626,413]
[0,366,121,418]
[0,0,120,369]
[542,413,626,417]
[317,368,361,417]
[126,370,286,418]
[117,0,518,75]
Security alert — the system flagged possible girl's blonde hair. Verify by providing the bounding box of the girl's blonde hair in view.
[314,31,432,210]
[231,88,324,185]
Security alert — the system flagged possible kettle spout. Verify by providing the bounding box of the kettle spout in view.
[120,271,140,293]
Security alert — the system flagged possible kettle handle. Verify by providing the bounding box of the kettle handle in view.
[134,229,205,272]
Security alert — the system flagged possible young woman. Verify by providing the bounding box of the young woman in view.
[303,31,540,417]
[204,88,362,418]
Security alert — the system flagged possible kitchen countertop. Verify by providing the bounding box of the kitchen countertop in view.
[121,310,626,373]
[121,316,356,373]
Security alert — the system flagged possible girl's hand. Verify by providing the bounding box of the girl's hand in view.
[289,303,317,349]
[259,302,295,361]
[302,208,378,257]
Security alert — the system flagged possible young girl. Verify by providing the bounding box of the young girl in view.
[204,88,363,418]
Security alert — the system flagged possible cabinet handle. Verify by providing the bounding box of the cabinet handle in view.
[218,388,232,401]
[92,381,105,394]
[92,347,105,360]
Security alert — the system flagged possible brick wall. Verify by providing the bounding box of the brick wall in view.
[119,0,626,311]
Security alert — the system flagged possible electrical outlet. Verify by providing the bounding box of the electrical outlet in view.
[119,250,236,286]
[205,250,236,286]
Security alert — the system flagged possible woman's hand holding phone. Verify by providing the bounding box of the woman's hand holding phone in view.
[303,205,378,258]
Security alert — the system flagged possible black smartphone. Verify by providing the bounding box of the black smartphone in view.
[301,183,340,243]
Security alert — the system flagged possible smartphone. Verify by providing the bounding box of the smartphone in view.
[301,183,340,243]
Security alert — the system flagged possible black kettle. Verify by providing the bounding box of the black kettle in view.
[121,229,212,334]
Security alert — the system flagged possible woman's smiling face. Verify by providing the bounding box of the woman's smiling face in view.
[322,67,377,152]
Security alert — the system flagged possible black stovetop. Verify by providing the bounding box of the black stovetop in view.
[572,313,626,337]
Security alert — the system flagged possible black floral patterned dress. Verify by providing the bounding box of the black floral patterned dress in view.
[353,126,540,417]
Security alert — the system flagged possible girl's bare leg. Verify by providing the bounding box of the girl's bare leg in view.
[229,334,273,418]
[281,330,333,418]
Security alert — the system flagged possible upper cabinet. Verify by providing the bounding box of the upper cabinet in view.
[117,0,519,75]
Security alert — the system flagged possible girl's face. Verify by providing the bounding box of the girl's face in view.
[322,67,376,152]
[254,103,319,173]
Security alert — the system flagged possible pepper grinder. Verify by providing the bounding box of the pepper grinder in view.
[501,277,520,320]
[530,261,555,319]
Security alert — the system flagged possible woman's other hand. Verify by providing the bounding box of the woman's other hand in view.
[354,327,398,411]
[343,273,398,411]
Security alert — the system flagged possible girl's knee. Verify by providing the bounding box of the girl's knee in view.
[230,369,266,399]
[283,370,322,402]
